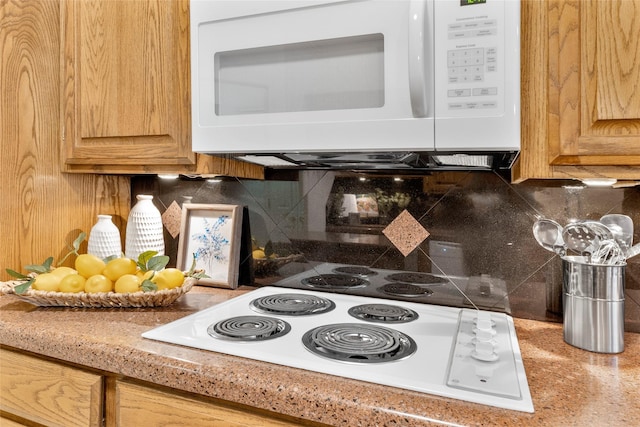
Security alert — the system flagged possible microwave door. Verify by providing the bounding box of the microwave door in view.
[192,0,435,154]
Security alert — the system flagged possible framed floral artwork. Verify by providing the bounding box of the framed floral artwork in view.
[177,203,243,289]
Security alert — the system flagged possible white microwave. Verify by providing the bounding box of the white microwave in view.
[190,0,520,167]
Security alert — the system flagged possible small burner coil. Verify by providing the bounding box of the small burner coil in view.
[348,303,419,323]
[301,274,368,289]
[208,316,290,341]
[250,293,335,316]
[379,283,434,298]
[332,266,378,277]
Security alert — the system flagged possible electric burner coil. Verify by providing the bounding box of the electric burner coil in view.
[250,293,335,316]
[301,274,369,289]
[348,303,419,323]
[208,316,291,341]
[302,323,417,363]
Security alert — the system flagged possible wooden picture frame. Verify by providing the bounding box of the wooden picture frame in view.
[177,203,243,289]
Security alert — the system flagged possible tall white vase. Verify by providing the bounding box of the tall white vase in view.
[125,195,165,260]
[87,215,122,259]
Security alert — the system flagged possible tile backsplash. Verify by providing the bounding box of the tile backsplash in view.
[132,171,639,333]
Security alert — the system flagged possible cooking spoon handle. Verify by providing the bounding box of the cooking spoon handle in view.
[626,243,640,259]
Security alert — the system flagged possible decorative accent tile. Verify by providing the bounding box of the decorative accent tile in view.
[382,210,430,257]
[162,201,182,238]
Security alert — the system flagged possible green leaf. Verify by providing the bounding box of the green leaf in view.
[14,279,34,295]
[137,251,159,271]
[103,254,119,263]
[184,254,210,279]
[141,279,158,292]
[57,231,86,266]
[6,268,29,279]
[190,271,210,280]
[72,232,86,252]
[24,264,49,274]
[186,255,198,275]
[147,255,169,272]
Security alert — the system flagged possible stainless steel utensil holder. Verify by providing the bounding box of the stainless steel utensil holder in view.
[562,258,625,353]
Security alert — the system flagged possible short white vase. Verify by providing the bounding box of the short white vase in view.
[87,215,122,259]
[125,195,165,260]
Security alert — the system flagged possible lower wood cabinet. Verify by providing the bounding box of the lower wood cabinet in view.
[0,348,319,427]
[0,348,103,427]
[114,380,306,427]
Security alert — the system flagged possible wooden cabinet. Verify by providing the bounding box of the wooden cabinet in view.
[60,0,263,179]
[0,348,318,427]
[113,380,310,427]
[0,348,103,427]
[514,0,640,181]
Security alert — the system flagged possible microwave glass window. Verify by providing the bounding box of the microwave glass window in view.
[215,34,384,116]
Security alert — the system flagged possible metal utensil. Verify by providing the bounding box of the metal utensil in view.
[562,221,605,257]
[626,242,640,259]
[600,214,633,250]
[590,239,625,266]
[533,219,566,256]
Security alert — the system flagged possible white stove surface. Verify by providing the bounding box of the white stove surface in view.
[142,286,533,413]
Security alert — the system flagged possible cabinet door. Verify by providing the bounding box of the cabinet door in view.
[515,0,640,181]
[0,348,103,427]
[61,0,194,173]
[549,0,640,166]
[115,380,308,427]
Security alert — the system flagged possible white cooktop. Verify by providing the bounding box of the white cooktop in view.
[142,286,533,413]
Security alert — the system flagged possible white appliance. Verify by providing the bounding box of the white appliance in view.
[143,286,534,412]
[190,0,520,167]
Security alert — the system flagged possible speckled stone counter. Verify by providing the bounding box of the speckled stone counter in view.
[1,286,638,426]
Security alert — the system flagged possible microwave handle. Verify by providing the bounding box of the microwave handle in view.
[408,0,433,118]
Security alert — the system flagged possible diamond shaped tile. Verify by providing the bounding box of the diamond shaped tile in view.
[382,210,430,257]
[161,200,182,238]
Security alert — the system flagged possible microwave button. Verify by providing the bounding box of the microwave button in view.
[473,87,498,96]
[480,101,498,109]
[448,89,472,97]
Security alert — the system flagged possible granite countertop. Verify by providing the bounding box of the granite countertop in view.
[1,286,638,426]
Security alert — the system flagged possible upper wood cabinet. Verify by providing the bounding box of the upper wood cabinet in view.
[60,0,263,179]
[514,0,640,181]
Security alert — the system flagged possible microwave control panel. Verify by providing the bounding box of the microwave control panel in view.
[434,0,515,119]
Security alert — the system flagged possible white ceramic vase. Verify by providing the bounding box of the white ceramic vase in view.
[125,195,165,260]
[87,215,122,259]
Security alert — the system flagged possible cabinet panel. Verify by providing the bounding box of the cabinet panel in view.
[514,0,640,181]
[61,0,194,171]
[0,348,103,427]
[115,380,307,427]
[549,0,640,165]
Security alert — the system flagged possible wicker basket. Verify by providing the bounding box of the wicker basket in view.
[253,254,304,277]
[0,277,196,308]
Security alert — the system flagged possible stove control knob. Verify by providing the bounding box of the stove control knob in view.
[472,340,499,362]
[472,311,498,362]
[476,311,493,332]
[474,311,496,342]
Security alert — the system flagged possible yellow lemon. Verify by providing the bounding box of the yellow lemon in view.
[153,268,185,290]
[32,273,61,292]
[59,274,86,293]
[103,257,137,282]
[136,270,155,281]
[114,274,142,293]
[50,266,77,278]
[75,254,106,279]
[84,274,113,293]
[252,249,266,259]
